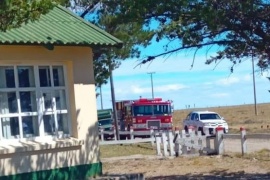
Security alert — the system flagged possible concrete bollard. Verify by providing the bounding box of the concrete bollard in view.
[240,127,247,156]
[113,127,117,141]
[162,132,169,156]
[181,130,188,154]
[189,128,196,154]
[215,127,224,155]
[100,128,104,141]
[150,128,154,146]
[173,129,182,157]
[168,131,174,156]
[156,136,162,156]
[130,127,134,140]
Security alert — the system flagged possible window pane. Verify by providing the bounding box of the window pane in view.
[18,66,35,87]
[1,117,19,139]
[20,91,37,112]
[57,114,69,134]
[55,90,67,110]
[39,66,51,87]
[22,116,39,138]
[0,66,15,88]
[42,92,53,110]
[53,66,65,86]
[44,115,55,135]
[0,92,18,114]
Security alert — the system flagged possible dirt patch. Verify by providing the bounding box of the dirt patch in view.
[101,153,270,179]
[100,138,270,179]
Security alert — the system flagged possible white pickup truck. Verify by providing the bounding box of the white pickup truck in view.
[183,110,229,135]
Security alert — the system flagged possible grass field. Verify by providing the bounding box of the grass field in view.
[173,103,270,133]
[100,103,270,158]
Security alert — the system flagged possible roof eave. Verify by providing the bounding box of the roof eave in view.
[0,41,123,48]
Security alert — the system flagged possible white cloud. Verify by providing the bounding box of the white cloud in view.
[156,84,188,92]
[215,77,240,86]
[243,74,251,81]
[210,93,230,98]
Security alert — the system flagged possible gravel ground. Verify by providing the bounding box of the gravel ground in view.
[98,138,270,180]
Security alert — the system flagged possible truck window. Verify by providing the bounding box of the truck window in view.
[133,105,153,116]
[194,113,199,120]
[153,105,171,115]
[191,113,196,120]
[200,113,220,120]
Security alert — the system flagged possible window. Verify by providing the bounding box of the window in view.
[153,105,171,115]
[0,65,70,140]
[200,113,221,120]
[133,105,153,116]
[190,113,196,121]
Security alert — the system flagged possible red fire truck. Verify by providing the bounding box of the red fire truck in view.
[115,98,173,132]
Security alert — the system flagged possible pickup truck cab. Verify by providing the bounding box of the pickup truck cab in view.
[183,111,229,135]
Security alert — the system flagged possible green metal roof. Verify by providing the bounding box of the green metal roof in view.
[0,5,122,47]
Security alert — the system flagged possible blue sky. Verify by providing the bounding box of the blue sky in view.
[96,40,270,111]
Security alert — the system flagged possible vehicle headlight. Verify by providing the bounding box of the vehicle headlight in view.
[203,123,210,126]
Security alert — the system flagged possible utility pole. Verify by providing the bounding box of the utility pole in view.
[109,62,120,140]
[252,51,258,116]
[250,0,257,116]
[147,72,155,99]
[99,86,103,110]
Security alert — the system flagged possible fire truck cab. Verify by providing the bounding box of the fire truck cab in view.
[116,98,173,132]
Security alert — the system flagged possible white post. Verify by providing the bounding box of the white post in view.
[162,132,169,156]
[114,127,117,141]
[168,131,174,156]
[156,136,162,156]
[204,127,209,136]
[189,128,196,154]
[197,131,203,154]
[150,128,154,146]
[240,127,247,155]
[174,129,181,157]
[100,128,104,141]
[215,127,224,155]
[206,137,211,153]
[130,128,134,139]
[181,130,188,154]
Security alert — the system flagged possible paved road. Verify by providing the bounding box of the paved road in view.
[224,138,270,153]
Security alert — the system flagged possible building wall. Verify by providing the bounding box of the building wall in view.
[0,45,100,178]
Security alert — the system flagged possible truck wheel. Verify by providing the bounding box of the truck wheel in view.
[198,127,205,135]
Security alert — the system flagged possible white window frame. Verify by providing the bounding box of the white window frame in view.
[0,63,71,142]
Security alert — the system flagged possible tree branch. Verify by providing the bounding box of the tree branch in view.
[136,40,234,67]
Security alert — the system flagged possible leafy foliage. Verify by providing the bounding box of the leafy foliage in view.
[70,0,155,87]
[88,0,270,71]
[0,0,61,31]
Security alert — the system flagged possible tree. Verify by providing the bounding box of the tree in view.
[69,0,154,87]
[0,0,67,32]
[78,0,270,72]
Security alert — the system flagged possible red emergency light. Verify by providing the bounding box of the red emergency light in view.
[138,98,162,102]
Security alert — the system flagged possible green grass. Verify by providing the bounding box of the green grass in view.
[100,143,156,158]
[233,148,270,160]
[173,103,270,133]
[100,103,270,158]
